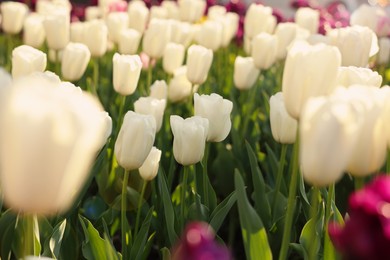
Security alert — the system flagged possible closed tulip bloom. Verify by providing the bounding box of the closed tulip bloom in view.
[115,111,156,171]
[275,22,301,60]
[251,33,278,70]
[161,1,179,20]
[0,76,106,215]
[150,80,168,100]
[220,13,239,48]
[350,4,390,37]
[163,42,185,74]
[61,43,91,82]
[0,2,28,34]
[113,53,142,96]
[194,93,233,142]
[378,37,390,65]
[198,20,223,52]
[336,66,382,88]
[118,28,141,55]
[282,41,341,119]
[168,66,192,102]
[170,115,209,166]
[170,20,193,48]
[295,7,319,34]
[106,12,129,44]
[233,56,260,90]
[178,0,206,23]
[99,111,112,147]
[143,19,171,59]
[139,147,162,181]
[127,2,149,34]
[328,26,379,67]
[84,19,108,58]
[186,45,213,85]
[300,95,360,186]
[23,13,46,48]
[85,6,102,21]
[270,92,298,144]
[150,6,168,20]
[70,22,85,43]
[43,12,70,51]
[244,4,276,39]
[208,5,226,20]
[134,97,166,133]
[12,45,47,78]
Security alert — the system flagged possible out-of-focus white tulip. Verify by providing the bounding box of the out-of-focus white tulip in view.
[233,56,260,90]
[139,147,161,181]
[23,13,46,48]
[300,95,360,186]
[161,1,180,19]
[112,53,142,96]
[12,45,47,78]
[170,115,209,166]
[170,20,193,48]
[150,80,168,100]
[134,96,166,132]
[29,71,61,84]
[336,66,382,88]
[115,111,156,171]
[378,37,390,65]
[198,20,223,51]
[194,93,232,142]
[275,22,301,60]
[163,42,185,74]
[61,43,91,81]
[186,45,213,85]
[0,75,106,215]
[328,25,379,67]
[142,18,171,59]
[106,12,129,43]
[84,19,108,57]
[243,35,252,55]
[282,41,341,119]
[270,92,298,144]
[127,1,149,34]
[295,7,319,34]
[70,22,85,43]
[168,66,192,102]
[118,28,141,55]
[48,49,63,63]
[85,6,102,21]
[220,12,239,48]
[178,0,206,23]
[149,5,168,20]
[350,4,390,37]
[43,11,70,51]
[244,4,276,39]
[0,1,28,34]
[0,67,12,90]
[251,32,278,70]
[307,34,330,45]
[99,111,112,147]
[36,0,71,16]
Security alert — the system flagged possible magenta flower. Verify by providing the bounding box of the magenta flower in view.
[172,222,232,260]
[329,176,390,260]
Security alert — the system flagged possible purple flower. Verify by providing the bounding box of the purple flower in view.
[329,176,390,260]
[172,222,232,260]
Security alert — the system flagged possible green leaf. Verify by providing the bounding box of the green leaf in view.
[49,219,67,258]
[235,171,272,260]
[160,247,171,260]
[130,207,154,260]
[0,210,17,260]
[209,191,237,233]
[141,232,156,260]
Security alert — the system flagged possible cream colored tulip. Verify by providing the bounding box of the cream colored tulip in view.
[244,4,276,39]
[295,7,319,34]
[61,43,91,81]
[127,1,149,34]
[112,53,142,96]
[43,12,70,51]
[150,6,168,20]
[70,22,85,43]
[275,22,300,60]
[161,1,180,20]
[23,13,46,48]
[170,115,209,166]
[251,33,278,70]
[118,28,141,55]
[168,66,192,103]
[208,5,226,20]
[85,6,102,21]
[0,1,28,34]
[233,56,260,90]
[178,0,206,23]
[186,45,213,85]
[106,12,129,44]
[220,12,239,48]
[350,4,390,37]
[84,19,108,58]
[139,147,162,181]
[134,96,166,133]
[150,80,168,100]
[12,45,47,78]
[170,20,193,48]
[198,20,223,52]
[142,18,171,59]
[163,42,185,74]
[115,111,156,171]
[378,37,390,65]
[336,66,382,88]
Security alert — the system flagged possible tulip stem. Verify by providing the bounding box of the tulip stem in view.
[180,166,189,231]
[272,144,288,220]
[279,138,299,260]
[121,170,130,259]
[202,143,210,208]
[134,179,147,238]
[324,183,336,259]
[22,214,37,257]
[309,187,320,260]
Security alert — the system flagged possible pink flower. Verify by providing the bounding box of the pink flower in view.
[108,1,127,13]
[140,52,156,70]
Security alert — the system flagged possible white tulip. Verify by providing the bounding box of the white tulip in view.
[112,53,142,96]
[251,33,278,70]
[134,97,166,133]
[178,0,206,23]
[118,28,141,55]
[377,37,390,65]
[139,147,162,181]
[244,4,276,39]
[168,66,192,103]
[186,45,213,85]
[295,7,319,34]
[23,13,46,48]
[142,18,171,59]
[84,19,108,58]
[234,56,260,90]
[198,20,223,51]
[163,42,185,74]
[43,11,70,51]
[0,1,28,34]
[106,12,129,43]
[150,80,168,100]
[61,43,91,82]
[12,45,47,78]
[336,66,382,88]
[128,1,149,34]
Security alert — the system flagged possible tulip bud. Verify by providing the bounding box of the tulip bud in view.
[70,22,85,43]
[85,6,102,21]
[178,0,206,23]
[194,93,233,142]
[170,115,209,166]
[112,53,142,96]
[106,12,129,44]
[233,56,260,90]
[0,75,106,215]
[244,4,276,39]
[377,37,390,65]
[127,1,149,34]
[12,45,47,79]
[198,20,223,52]
[275,22,300,60]
[99,111,112,147]
[23,13,46,48]
[270,92,298,144]
[0,2,28,34]
[134,96,166,133]
[300,95,360,186]
[282,41,341,119]
[295,7,319,34]
[118,28,141,55]
[115,111,156,171]
[186,45,213,85]
[170,20,193,48]
[219,13,239,48]
[336,66,382,88]
[84,19,108,58]
[161,1,180,20]
[139,147,162,181]
[350,4,390,37]
[142,18,170,59]
[150,80,168,100]
[163,42,185,74]
[43,11,70,51]
[208,5,226,20]
[61,43,91,82]
[150,6,168,21]
[328,25,379,67]
[251,33,278,70]
[168,66,192,103]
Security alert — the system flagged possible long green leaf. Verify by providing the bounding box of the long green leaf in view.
[209,191,237,233]
[49,219,67,259]
[0,210,17,260]
[130,207,154,260]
